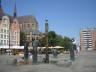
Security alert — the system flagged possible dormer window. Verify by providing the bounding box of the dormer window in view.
[3,18,7,22]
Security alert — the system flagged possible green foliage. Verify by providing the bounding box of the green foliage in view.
[20,32,27,46]
[38,36,46,47]
[38,31,76,51]
[60,37,70,51]
[56,35,63,46]
[48,31,58,47]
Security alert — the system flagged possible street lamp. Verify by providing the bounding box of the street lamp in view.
[9,23,11,55]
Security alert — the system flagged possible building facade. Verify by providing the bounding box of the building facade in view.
[10,18,20,46]
[0,15,10,46]
[80,28,96,51]
[18,15,39,33]
[0,0,40,48]
[18,15,40,47]
[10,4,20,46]
[0,0,20,47]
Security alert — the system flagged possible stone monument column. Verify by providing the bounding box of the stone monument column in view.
[45,19,49,63]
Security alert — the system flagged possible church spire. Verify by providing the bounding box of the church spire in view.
[0,0,3,20]
[0,0,3,15]
[0,0,1,8]
[14,3,17,18]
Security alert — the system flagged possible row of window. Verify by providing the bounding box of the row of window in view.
[84,45,92,47]
[11,41,19,45]
[0,40,19,45]
[11,32,19,35]
[0,35,19,40]
[83,42,92,44]
[83,34,91,36]
[83,37,92,39]
[0,29,19,35]
[84,46,92,48]
[83,39,92,41]
[1,34,9,39]
[0,29,9,34]
[23,23,35,28]
[0,40,9,45]
[11,36,19,40]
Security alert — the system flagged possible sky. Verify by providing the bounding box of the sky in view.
[2,0,96,44]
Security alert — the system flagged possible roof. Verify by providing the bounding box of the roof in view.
[18,15,38,24]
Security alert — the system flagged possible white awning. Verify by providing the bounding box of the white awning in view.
[0,46,24,49]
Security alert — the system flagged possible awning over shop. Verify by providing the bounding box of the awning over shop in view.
[0,46,24,49]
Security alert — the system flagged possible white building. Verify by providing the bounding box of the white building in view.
[0,15,10,46]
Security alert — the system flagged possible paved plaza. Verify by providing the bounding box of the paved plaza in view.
[0,51,96,72]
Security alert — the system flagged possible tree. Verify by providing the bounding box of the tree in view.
[38,31,61,47]
[56,35,63,46]
[38,36,46,47]
[48,31,57,47]
[38,31,76,51]
[20,32,27,46]
[60,37,70,51]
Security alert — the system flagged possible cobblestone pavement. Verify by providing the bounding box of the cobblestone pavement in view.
[0,51,96,72]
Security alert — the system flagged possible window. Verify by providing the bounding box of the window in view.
[7,40,9,45]
[3,18,6,23]
[13,32,16,35]
[15,32,16,35]
[1,34,3,38]
[12,36,16,40]
[4,35,6,39]
[1,29,3,33]
[12,41,16,45]
[1,40,3,45]
[7,30,9,34]
[32,23,34,26]
[4,40,6,45]
[4,30,6,33]
[27,24,30,28]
